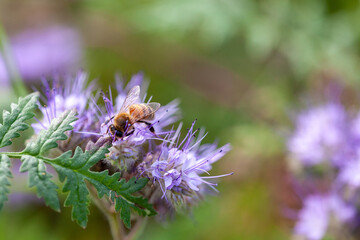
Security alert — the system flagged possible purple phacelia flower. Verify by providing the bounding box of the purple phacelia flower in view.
[137,121,232,207]
[0,26,82,83]
[288,103,348,166]
[294,194,355,240]
[33,71,97,132]
[32,72,99,151]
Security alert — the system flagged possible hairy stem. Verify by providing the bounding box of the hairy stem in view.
[88,182,147,240]
[107,212,125,240]
[1,152,22,158]
[124,217,148,240]
[88,182,125,240]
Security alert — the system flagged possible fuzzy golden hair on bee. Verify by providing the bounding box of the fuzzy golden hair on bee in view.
[105,85,161,140]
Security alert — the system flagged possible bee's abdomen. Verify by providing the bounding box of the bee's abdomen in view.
[130,104,154,120]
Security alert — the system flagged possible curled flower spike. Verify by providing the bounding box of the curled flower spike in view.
[33,71,97,133]
[32,71,100,151]
[136,120,232,210]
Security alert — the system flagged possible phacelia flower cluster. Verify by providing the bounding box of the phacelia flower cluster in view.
[288,100,360,240]
[32,71,99,151]
[33,72,231,218]
[137,122,232,215]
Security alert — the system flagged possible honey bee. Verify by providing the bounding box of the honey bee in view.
[105,85,160,139]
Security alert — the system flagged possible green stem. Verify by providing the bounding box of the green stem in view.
[107,212,125,240]
[1,152,22,158]
[124,217,148,240]
[88,182,125,240]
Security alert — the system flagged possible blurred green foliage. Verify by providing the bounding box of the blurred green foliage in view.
[84,0,360,83]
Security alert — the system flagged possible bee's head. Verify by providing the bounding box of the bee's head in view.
[109,124,123,138]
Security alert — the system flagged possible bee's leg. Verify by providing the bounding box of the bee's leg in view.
[125,128,135,136]
[103,116,115,126]
[106,125,117,142]
[137,120,156,134]
[106,125,114,137]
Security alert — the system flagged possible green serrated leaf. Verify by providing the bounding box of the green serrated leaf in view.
[116,197,131,228]
[0,92,39,148]
[18,110,77,213]
[62,168,90,228]
[108,177,156,227]
[20,155,60,211]
[51,146,155,228]
[53,148,91,228]
[0,154,12,210]
[23,110,77,155]
[93,177,156,228]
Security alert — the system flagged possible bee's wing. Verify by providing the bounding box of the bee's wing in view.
[119,85,140,113]
[133,102,161,121]
[145,102,161,119]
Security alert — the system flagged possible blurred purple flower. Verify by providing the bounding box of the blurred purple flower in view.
[288,103,348,166]
[0,60,9,86]
[7,193,43,208]
[6,159,51,208]
[294,194,355,240]
[287,96,360,239]
[338,153,360,188]
[0,26,82,83]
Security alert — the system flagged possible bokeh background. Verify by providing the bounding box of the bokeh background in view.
[1,0,360,239]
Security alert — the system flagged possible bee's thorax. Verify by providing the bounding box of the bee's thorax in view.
[113,113,132,129]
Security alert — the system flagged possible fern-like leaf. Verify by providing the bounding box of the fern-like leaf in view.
[23,110,76,155]
[18,110,77,212]
[52,146,156,228]
[109,177,156,228]
[0,92,39,148]
[20,155,60,211]
[0,154,12,210]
